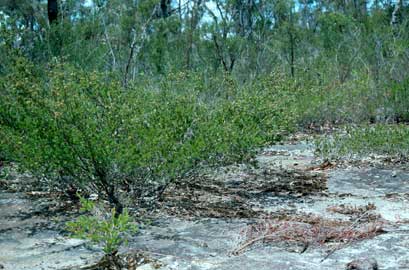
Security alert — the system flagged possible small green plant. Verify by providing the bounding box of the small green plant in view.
[66,195,138,254]
[0,167,9,179]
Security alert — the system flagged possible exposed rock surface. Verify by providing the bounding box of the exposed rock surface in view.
[0,190,102,269]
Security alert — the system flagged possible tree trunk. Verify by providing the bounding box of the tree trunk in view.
[288,8,296,78]
[185,0,202,69]
[98,170,124,216]
[106,185,124,216]
[391,0,402,26]
[48,0,58,24]
[289,30,295,78]
[160,0,171,18]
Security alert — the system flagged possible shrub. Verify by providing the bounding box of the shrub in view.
[0,57,297,210]
[315,124,409,159]
[296,75,376,126]
[0,58,132,211]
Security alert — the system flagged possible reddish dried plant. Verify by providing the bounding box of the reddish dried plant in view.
[233,214,385,255]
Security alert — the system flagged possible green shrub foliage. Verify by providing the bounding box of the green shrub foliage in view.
[0,57,296,207]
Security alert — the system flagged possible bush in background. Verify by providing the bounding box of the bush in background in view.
[315,124,409,160]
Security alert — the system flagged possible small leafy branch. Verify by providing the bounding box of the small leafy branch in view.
[0,167,9,179]
[66,195,138,255]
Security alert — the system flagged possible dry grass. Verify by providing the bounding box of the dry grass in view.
[232,212,385,256]
[326,203,376,215]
